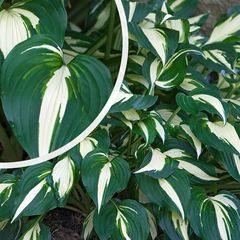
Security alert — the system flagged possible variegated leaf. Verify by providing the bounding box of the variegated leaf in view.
[207,11,240,44]
[177,88,227,124]
[133,111,165,144]
[129,23,179,64]
[159,210,190,240]
[167,0,198,18]
[11,163,57,222]
[178,124,202,158]
[202,43,237,74]
[126,73,150,89]
[0,0,67,57]
[80,137,99,159]
[180,71,206,92]
[19,217,51,240]
[162,17,189,43]
[81,151,130,212]
[137,170,190,219]
[188,13,208,33]
[0,175,16,207]
[83,210,95,240]
[111,82,157,112]
[123,0,155,23]
[189,188,240,240]
[52,156,75,204]
[155,48,202,90]
[135,148,178,179]
[190,117,240,155]
[1,35,112,157]
[224,99,240,120]
[164,148,218,182]
[146,209,158,240]
[218,152,240,183]
[94,199,150,240]
[86,1,110,35]
[79,128,109,158]
[0,175,19,220]
[0,220,21,239]
[122,109,141,122]
[158,108,183,126]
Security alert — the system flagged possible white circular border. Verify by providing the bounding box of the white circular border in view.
[0,0,128,169]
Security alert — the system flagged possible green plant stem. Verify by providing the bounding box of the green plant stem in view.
[76,183,91,212]
[68,0,91,23]
[73,188,81,201]
[85,25,120,55]
[225,84,236,98]
[122,137,142,157]
[165,107,181,127]
[64,205,82,214]
[68,196,88,215]
[104,0,117,61]
[126,130,133,159]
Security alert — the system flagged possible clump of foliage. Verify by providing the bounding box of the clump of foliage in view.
[0,0,240,239]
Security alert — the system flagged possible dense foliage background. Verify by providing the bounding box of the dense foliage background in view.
[0,0,240,239]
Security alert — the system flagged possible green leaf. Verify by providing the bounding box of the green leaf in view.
[0,0,67,57]
[1,35,112,157]
[190,117,240,155]
[224,98,240,119]
[81,151,130,212]
[159,210,190,240]
[94,199,150,240]
[137,170,190,219]
[0,220,21,240]
[19,217,51,240]
[177,88,227,124]
[218,152,240,183]
[188,188,240,240]
[135,148,178,179]
[129,23,179,64]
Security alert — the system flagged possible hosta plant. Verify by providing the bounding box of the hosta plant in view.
[0,0,240,239]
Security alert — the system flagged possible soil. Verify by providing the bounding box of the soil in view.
[44,208,84,240]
